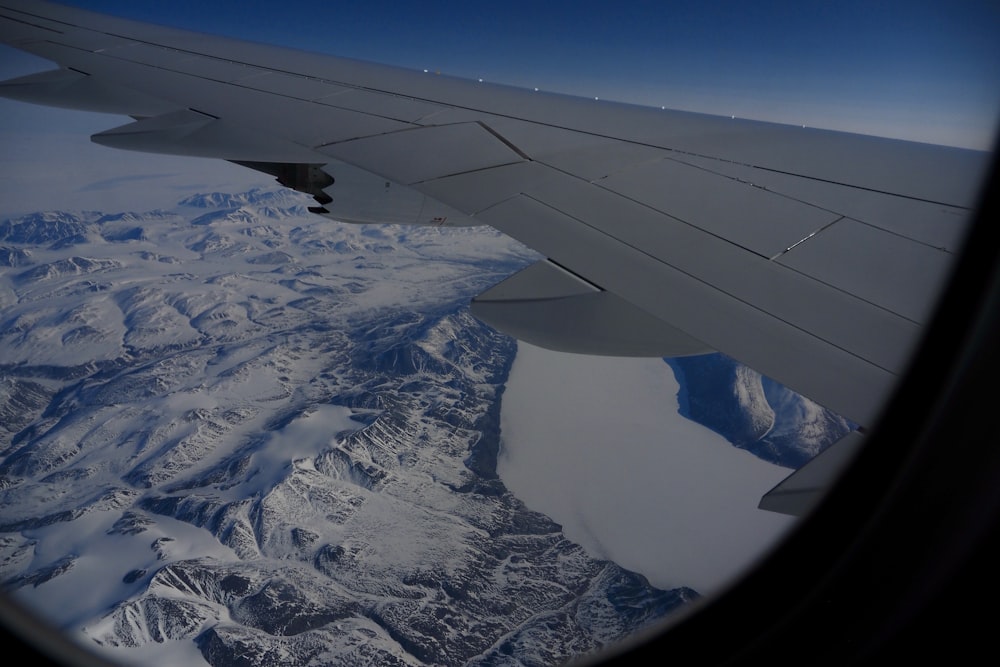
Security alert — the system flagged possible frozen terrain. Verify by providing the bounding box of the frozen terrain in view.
[0,189,694,666]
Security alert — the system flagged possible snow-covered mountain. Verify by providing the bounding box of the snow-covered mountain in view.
[0,191,695,666]
[666,355,853,468]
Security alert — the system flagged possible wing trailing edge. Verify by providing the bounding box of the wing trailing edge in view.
[471,259,712,357]
[0,67,174,116]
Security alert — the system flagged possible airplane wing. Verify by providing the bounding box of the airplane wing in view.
[0,1,988,437]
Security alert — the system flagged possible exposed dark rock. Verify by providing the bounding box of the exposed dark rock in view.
[3,555,75,589]
[123,568,147,584]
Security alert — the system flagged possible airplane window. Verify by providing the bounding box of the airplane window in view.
[1,2,997,666]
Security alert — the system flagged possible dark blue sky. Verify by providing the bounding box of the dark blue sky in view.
[21,1,1000,148]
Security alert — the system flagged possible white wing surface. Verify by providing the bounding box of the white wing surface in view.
[0,0,988,429]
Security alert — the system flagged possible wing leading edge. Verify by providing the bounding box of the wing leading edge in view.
[0,1,989,434]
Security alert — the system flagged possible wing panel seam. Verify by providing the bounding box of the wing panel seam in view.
[503,192,906,373]
[0,12,64,34]
[664,155,961,253]
[769,217,845,260]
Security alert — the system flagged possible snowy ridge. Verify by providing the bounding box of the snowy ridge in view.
[667,354,853,468]
[732,364,775,440]
[1,191,691,666]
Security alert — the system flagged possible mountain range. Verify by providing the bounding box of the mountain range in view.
[1,189,708,666]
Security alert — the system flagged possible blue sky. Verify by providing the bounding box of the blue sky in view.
[30,0,999,149]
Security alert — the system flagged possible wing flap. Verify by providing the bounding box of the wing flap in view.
[234,72,351,101]
[319,89,447,124]
[313,159,478,227]
[99,42,202,69]
[673,154,970,251]
[471,259,712,357]
[775,218,952,323]
[91,109,325,163]
[0,6,69,41]
[0,67,173,116]
[420,162,919,375]
[417,162,559,214]
[318,123,526,185]
[475,193,898,425]
[3,41,418,155]
[596,157,840,257]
